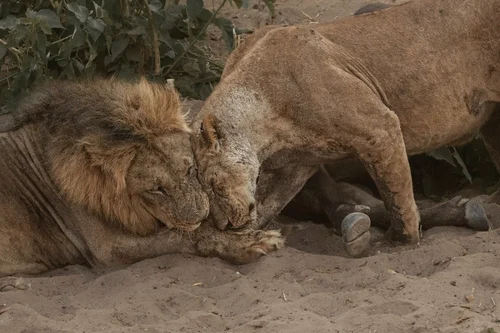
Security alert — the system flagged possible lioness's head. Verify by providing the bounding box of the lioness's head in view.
[193,114,258,230]
[22,78,209,235]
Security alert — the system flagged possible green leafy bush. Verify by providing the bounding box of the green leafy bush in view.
[0,0,274,111]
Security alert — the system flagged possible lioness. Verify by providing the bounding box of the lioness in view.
[190,0,500,245]
[0,78,284,277]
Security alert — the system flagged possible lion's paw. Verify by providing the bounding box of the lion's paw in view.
[225,229,286,265]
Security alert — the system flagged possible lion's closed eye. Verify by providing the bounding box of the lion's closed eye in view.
[148,185,168,196]
[186,164,197,177]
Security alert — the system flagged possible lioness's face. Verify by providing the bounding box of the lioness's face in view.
[193,115,258,230]
[127,132,209,231]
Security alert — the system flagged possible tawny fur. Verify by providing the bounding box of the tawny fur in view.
[191,0,500,244]
[16,78,191,235]
[0,77,285,277]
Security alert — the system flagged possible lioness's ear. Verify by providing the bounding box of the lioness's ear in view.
[200,114,221,153]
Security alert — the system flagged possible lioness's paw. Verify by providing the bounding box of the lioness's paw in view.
[226,229,286,265]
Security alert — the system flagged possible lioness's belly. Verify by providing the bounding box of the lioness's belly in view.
[395,100,494,156]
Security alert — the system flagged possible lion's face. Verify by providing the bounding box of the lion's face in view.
[127,132,209,232]
[45,78,210,236]
[193,114,258,231]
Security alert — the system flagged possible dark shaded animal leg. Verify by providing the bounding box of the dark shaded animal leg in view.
[253,165,319,229]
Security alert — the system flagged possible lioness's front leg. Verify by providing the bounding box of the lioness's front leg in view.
[252,164,319,229]
[351,108,420,244]
[479,109,500,206]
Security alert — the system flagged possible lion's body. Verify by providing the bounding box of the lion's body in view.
[192,0,500,243]
[0,79,284,277]
[0,126,84,273]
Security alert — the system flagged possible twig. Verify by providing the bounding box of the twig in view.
[187,49,224,70]
[455,317,470,324]
[0,284,15,292]
[300,10,316,22]
[120,0,130,19]
[141,0,161,76]
[48,35,72,46]
[0,39,22,64]
[0,71,18,86]
[163,0,229,77]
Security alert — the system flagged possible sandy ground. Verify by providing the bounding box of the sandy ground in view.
[2,1,500,332]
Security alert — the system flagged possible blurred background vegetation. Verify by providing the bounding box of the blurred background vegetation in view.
[0,0,498,198]
[0,0,275,110]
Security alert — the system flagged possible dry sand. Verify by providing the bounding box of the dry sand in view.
[1,1,500,332]
[1,224,499,332]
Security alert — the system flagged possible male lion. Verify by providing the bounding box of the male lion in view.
[190,0,500,245]
[0,78,284,277]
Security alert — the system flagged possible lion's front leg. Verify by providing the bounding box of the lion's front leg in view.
[194,223,288,264]
[83,218,286,267]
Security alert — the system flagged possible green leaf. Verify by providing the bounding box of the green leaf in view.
[18,18,33,25]
[111,35,129,62]
[187,0,204,18]
[263,0,275,16]
[182,63,200,77]
[26,8,37,19]
[73,27,87,47]
[37,9,63,29]
[214,17,234,50]
[0,15,18,30]
[39,20,53,35]
[426,147,456,167]
[73,59,85,73]
[452,147,472,183]
[128,24,147,36]
[86,39,98,68]
[59,39,75,59]
[230,0,243,8]
[234,27,253,34]
[87,17,106,41]
[36,31,47,62]
[198,83,212,100]
[67,2,89,23]
[93,1,112,24]
[10,25,29,44]
[125,47,141,62]
[158,28,174,48]
[104,54,113,67]
[0,45,6,61]
[117,64,136,80]
[61,61,76,79]
[149,0,163,14]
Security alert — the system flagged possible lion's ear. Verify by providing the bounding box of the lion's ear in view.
[200,114,222,153]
